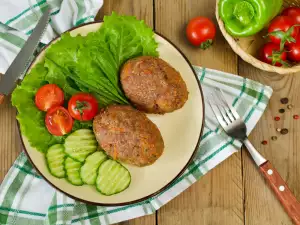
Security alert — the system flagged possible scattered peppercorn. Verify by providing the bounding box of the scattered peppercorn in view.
[261,140,268,145]
[287,104,293,109]
[279,108,285,113]
[271,136,277,141]
[274,116,280,121]
[280,97,289,104]
[280,128,289,135]
[276,128,281,132]
[293,115,299,120]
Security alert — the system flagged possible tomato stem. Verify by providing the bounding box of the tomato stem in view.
[200,39,213,50]
[75,101,88,120]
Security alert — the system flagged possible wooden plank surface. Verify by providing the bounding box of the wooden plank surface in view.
[0,96,21,182]
[1,0,300,225]
[155,0,243,225]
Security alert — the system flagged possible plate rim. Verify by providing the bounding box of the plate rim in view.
[17,21,205,206]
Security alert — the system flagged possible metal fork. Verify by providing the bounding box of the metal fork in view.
[209,89,300,225]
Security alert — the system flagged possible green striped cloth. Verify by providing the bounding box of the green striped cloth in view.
[0,66,272,225]
[0,0,102,74]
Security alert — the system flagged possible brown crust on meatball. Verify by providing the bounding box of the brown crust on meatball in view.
[93,105,164,167]
[120,56,188,114]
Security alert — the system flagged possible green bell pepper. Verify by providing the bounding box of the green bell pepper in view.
[219,0,283,37]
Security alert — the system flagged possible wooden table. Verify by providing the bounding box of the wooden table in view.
[1,0,300,224]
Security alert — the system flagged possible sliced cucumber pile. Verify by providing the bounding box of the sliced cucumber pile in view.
[46,144,66,178]
[96,159,131,196]
[80,151,107,185]
[45,129,131,195]
[64,129,98,162]
[64,157,83,186]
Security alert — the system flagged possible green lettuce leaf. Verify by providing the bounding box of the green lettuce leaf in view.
[11,12,158,153]
[97,11,158,67]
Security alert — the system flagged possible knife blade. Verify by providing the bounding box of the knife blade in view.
[0,8,51,96]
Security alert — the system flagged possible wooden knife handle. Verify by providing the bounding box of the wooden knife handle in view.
[260,161,300,225]
[0,94,4,104]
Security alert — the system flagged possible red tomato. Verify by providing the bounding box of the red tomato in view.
[68,93,98,121]
[281,7,300,25]
[35,84,64,112]
[186,16,216,49]
[259,43,287,67]
[45,106,73,136]
[268,16,299,48]
[287,36,300,62]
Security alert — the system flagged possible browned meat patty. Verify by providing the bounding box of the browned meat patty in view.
[120,56,188,114]
[93,105,164,167]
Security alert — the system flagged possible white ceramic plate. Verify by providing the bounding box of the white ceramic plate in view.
[20,22,204,206]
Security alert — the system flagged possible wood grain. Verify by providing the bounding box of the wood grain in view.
[0,96,22,182]
[155,0,243,225]
[239,60,300,225]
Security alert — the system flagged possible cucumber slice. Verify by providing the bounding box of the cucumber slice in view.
[64,157,83,186]
[64,129,98,162]
[96,159,131,195]
[46,144,66,178]
[80,151,107,185]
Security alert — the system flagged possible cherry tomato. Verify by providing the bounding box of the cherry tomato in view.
[35,84,64,112]
[68,93,98,121]
[186,16,216,49]
[259,43,288,67]
[281,7,300,25]
[268,16,299,49]
[45,106,73,136]
[287,36,300,62]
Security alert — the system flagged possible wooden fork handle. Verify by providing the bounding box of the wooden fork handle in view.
[260,161,300,225]
[0,94,4,104]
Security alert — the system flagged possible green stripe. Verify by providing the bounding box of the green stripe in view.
[0,213,6,224]
[0,206,46,217]
[47,193,57,225]
[0,32,25,48]
[232,78,246,107]
[187,161,203,180]
[75,0,86,22]
[51,9,60,16]
[75,15,95,26]
[86,205,101,225]
[48,203,74,210]
[5,0,46,25]
[200,130,213,141]
[200,67,206,82]
[3,215,44,225]
[1,169,27,211]
[244,87,264,123]
[1,160,37,224]
[13,164,41,179]
[13,3,48,32]
[25,9,60,35]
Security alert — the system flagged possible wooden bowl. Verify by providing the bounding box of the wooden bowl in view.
[216,0,300,74]
[19,22,204,206]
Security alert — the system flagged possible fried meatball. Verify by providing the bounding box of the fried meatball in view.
[93,105,164,167]
[120,56,188,114]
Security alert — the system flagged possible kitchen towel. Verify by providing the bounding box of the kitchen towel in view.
[0,1,273,224]
[0,0,102,74]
